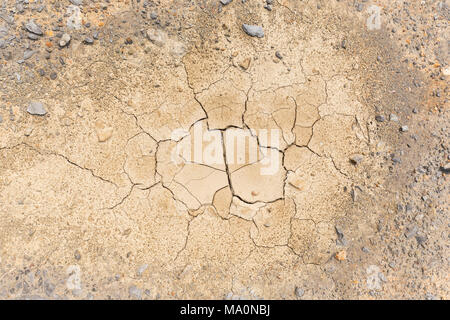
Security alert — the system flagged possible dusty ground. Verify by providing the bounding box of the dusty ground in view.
[0,0,448,300]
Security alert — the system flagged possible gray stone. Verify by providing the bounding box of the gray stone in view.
[220,0,233,5]
[294,287,304,298]
[349,154,364,165]
[67,5,82,30]
[16,3,24,13]
[72,289,82,296]
[69,0,83,5]
[375,115,385,122]
[27,101,47,116]
[439,163,450,174]
[404,225,418,239]
[0,14,14,25]
[242,24,264,38]
[389,113,399,122]
[23,50,35,60]
[83,37,94,45]
[137,264,148,277]
[400,125,409,132]
[351,188,358,202]
[425,293,438,300]
[3,51,12,61]
[44,282,55,297]
[59,33,71,47]
[147,29,166,47]
[415,234,427,245]
[27,33,39,40]
[129,285,142,299]
[335,226,347,246]
[25,20,43,36]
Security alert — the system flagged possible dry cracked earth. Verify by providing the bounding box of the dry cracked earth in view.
[0,0,448,300]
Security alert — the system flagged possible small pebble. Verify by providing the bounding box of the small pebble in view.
[242,24,264,38]
[23,50,35,60]
[129,286,142,299]
[25,20,43,36]
[27,101,47,116]
[390,114,399,122]
[350,154,364,165]
[137,264,148,277]
[294,287,304,298]
[59,33,71,47]
[70,0,83,5]
[84,37,94,45]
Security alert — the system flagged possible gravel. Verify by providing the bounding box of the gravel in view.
[23,50,35,60]
[390,113,399,122]
[242,24,264,38]
[350,154,364,165]
[27,33,39,40]
[59,33,71,47]
[129,285,142,299]
[137,264,148,277]
[44,282,55,297]
[440,163,450,174]
[25,20,43,36]
[27,101,47,116]
[375,115,385,122]
[294,287,305,298]
[83,37,94,45]
[147,29,166,47]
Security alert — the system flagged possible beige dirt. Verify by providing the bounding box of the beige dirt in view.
[0,0,448,299]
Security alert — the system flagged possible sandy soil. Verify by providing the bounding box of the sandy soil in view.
[0,0,448,299]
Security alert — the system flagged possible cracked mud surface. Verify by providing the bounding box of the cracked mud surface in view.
[0,1,448,299]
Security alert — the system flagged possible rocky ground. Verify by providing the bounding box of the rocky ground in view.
[0,0,448,300]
